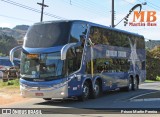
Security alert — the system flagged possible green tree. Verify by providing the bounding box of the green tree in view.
[146,46,160,80]
[0,34,18,57]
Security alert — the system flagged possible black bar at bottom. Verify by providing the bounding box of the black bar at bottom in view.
[0,108,160,114]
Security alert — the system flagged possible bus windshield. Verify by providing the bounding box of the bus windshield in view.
[20,52,64,78]
[24,22,71,48]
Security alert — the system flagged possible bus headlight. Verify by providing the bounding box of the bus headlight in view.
[20,83,27,89]
[21,83,25,87]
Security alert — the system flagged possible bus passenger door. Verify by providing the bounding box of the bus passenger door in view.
[114,59,129,87]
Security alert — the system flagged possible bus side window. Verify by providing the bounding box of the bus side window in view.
[67,47,83,75]
[142,61,145,70]
[86,61,91,74]
[70,23,87,43]
[68,59,74,74]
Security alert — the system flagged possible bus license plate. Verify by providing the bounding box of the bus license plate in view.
[35,93,43,96]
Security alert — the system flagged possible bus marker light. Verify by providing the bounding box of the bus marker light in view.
[27,54,38,59]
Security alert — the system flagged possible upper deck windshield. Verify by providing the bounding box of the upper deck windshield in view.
[24,22,71,48]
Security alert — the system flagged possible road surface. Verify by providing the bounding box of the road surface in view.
[1,82,160,116]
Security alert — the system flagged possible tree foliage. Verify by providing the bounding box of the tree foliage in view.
[146,46,160,80]
[0,34,18,56]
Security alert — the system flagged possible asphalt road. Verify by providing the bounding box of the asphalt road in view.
[1,82,160,116]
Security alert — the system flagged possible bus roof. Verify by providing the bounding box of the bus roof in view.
[33,20,144,38]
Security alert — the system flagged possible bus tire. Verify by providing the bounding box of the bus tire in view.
[78,81,90,101]
[133,77,139,91]
[92,80,101,99]
[43,98,52,101]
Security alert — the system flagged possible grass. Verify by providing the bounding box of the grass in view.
[145,80,156,83]
[156,76,160,81]
[145,76,160,83]
[0,79,20,88]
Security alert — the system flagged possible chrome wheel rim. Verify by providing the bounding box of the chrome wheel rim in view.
[83,85,89,98]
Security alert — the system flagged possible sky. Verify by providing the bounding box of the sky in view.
[0,0,160,41]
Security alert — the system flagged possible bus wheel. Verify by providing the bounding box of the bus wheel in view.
[78,82,90,101]
[133,78,139,90]
[43,98,52,101]
[92,80,101,98]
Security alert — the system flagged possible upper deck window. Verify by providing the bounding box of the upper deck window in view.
[70,23,87,43]
[24,22,71,48]
[89,26,144,49]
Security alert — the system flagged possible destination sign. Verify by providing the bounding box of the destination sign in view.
[27,54,39,59]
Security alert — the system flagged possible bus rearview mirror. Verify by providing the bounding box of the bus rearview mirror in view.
[10,46,22,66]
[61,43,76,60]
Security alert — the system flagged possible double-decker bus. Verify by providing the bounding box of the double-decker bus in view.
[10,20,146,101]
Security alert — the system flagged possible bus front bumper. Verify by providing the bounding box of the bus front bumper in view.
[20,83,68,99]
